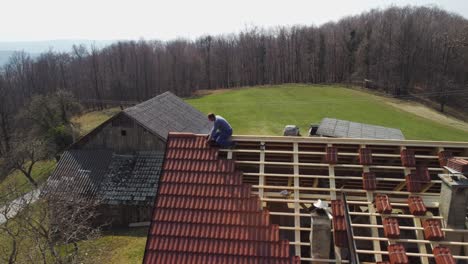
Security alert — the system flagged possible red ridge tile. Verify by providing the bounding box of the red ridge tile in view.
[333,216,346,232]
[331,200,345,217]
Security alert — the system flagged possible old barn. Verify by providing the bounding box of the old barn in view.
[44,91,211,226]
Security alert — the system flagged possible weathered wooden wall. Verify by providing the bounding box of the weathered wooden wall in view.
[75,113,165,153]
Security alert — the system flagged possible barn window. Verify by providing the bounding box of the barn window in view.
[121,130,127,136]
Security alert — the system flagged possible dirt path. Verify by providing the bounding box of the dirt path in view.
[386,100,468,133]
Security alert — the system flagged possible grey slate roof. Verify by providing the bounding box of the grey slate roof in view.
[124,91,211,139]
[100,151,164,205]
[316,118,405,140]
[44,150,164,205]
[43,150,113,199]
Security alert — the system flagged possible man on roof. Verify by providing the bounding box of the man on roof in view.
[206,113,234,148]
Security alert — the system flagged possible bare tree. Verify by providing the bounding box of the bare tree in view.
[0,6,467,116]
[3,139,53,187]
[0,184,102,264]
[0,184,30,264]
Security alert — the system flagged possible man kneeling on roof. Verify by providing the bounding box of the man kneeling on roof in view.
[206,113,234,148]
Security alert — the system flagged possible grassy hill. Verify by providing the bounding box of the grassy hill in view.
[187,84,468,141]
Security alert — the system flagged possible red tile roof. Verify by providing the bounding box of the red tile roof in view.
[143,133,300,263]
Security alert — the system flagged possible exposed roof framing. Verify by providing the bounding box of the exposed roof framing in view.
[218,135,468,263]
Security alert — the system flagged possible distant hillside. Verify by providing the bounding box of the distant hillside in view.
[0,50,15,65]
[0,39,116,65]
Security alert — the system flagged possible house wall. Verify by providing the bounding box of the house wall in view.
[75,114,165,154]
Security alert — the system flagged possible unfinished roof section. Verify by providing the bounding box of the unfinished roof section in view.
[124,91,211,139]
[143,133,300,264]
[316,118,405,140]
[44,150,164,205]
[219,135,468,263]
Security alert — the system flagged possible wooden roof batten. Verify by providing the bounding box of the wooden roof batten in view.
[220,135,468,263]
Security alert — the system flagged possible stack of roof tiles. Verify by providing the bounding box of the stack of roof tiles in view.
[400,149,416,167]
[331,200,347,247]
[325,146,338,164]
[423,219,445,241]
[375,194,392,214]
[359,147,373,165]
[143,133,300,264]
[383,218,400,239]
[362,172,377,190]
[407,196,427,216]
[387,244,408,264]
[433,247,456,264]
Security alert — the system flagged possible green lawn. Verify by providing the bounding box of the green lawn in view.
[72,107,120,136]
[186,84,468,141]
[77,227,148,264]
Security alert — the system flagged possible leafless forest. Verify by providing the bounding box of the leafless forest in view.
[0,6,468,154]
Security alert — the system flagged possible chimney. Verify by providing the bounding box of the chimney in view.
[310,209,332,262]
[438,173,468,255]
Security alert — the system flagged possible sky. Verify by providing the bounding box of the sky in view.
[1,0,467,42]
